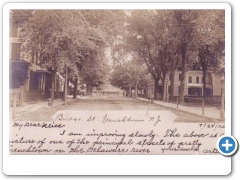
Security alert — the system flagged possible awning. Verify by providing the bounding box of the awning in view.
[36,70,51,74]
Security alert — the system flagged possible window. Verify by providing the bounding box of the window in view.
[179,74,182,81]
[11,43,21,59]
[196,76,199,83]
[210,77,213,84]
[188,76,192,83]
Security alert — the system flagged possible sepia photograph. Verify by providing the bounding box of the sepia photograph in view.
[8,8,226,155]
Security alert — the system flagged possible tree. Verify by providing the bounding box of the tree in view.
[173,10,198,103]
[19,10,91,101]
[77,10,126,95]
[79,53,109,95]
[19,10,118,100]
[123,10,183,101]
[113,10,224,102]
[82,10,126,45]
[110,59,149,98]
[195,10,225,97]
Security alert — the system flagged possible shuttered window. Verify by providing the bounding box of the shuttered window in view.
[196,76,199,83]
[188,76,192,83]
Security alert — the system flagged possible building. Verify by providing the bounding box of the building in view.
[147,70,221,100]
[9,10,51,102]
[9,10,76,103]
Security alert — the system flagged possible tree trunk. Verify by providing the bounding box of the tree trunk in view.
[67,79,70,95]
[64,67,68,105]
[129,84,132,98]
[169,69,175,102]
[161,74,167,102]
[154,78,160,100]
[220,78,225,120]
[73,76,78,99]
[126,88,129,97]
[134,81,138,99]
[50,70,56,101]
[90,85,93,96]
[179,42,187,104]
[202,64,207,98]
[87,84,92,96]
[62,82,65,101]
[86,84,89,96]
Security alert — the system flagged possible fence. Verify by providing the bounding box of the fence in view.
[141,94,222,107]
[10,88,50,106]
[9,89,20,106]
[99,91,120,96]
[23,90,50,102]
[184,96,222,107]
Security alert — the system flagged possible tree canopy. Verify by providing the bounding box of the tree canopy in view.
[112,9,225,101]
[14,9,225,101]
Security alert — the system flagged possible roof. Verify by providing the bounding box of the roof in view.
[10,59,31,65]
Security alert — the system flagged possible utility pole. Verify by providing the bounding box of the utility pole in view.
[134,81,138,99]
[220,68,225,121]
[64,65,68,105]
[73,75,78,99]
[50,70,56,104]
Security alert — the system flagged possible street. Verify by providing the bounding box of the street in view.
[12,95,219,123]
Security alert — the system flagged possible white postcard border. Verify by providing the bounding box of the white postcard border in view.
[3,2,231,175]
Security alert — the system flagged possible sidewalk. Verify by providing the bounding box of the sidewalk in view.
[137,97,223,120]
[9,95,88,120]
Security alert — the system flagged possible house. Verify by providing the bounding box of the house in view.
[9,10,51,102]
[147,70,221,101]
[9,10,76,103]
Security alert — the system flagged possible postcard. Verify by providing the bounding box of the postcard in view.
[3,2,231,175]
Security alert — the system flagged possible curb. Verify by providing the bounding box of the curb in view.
[137,98,222,122]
